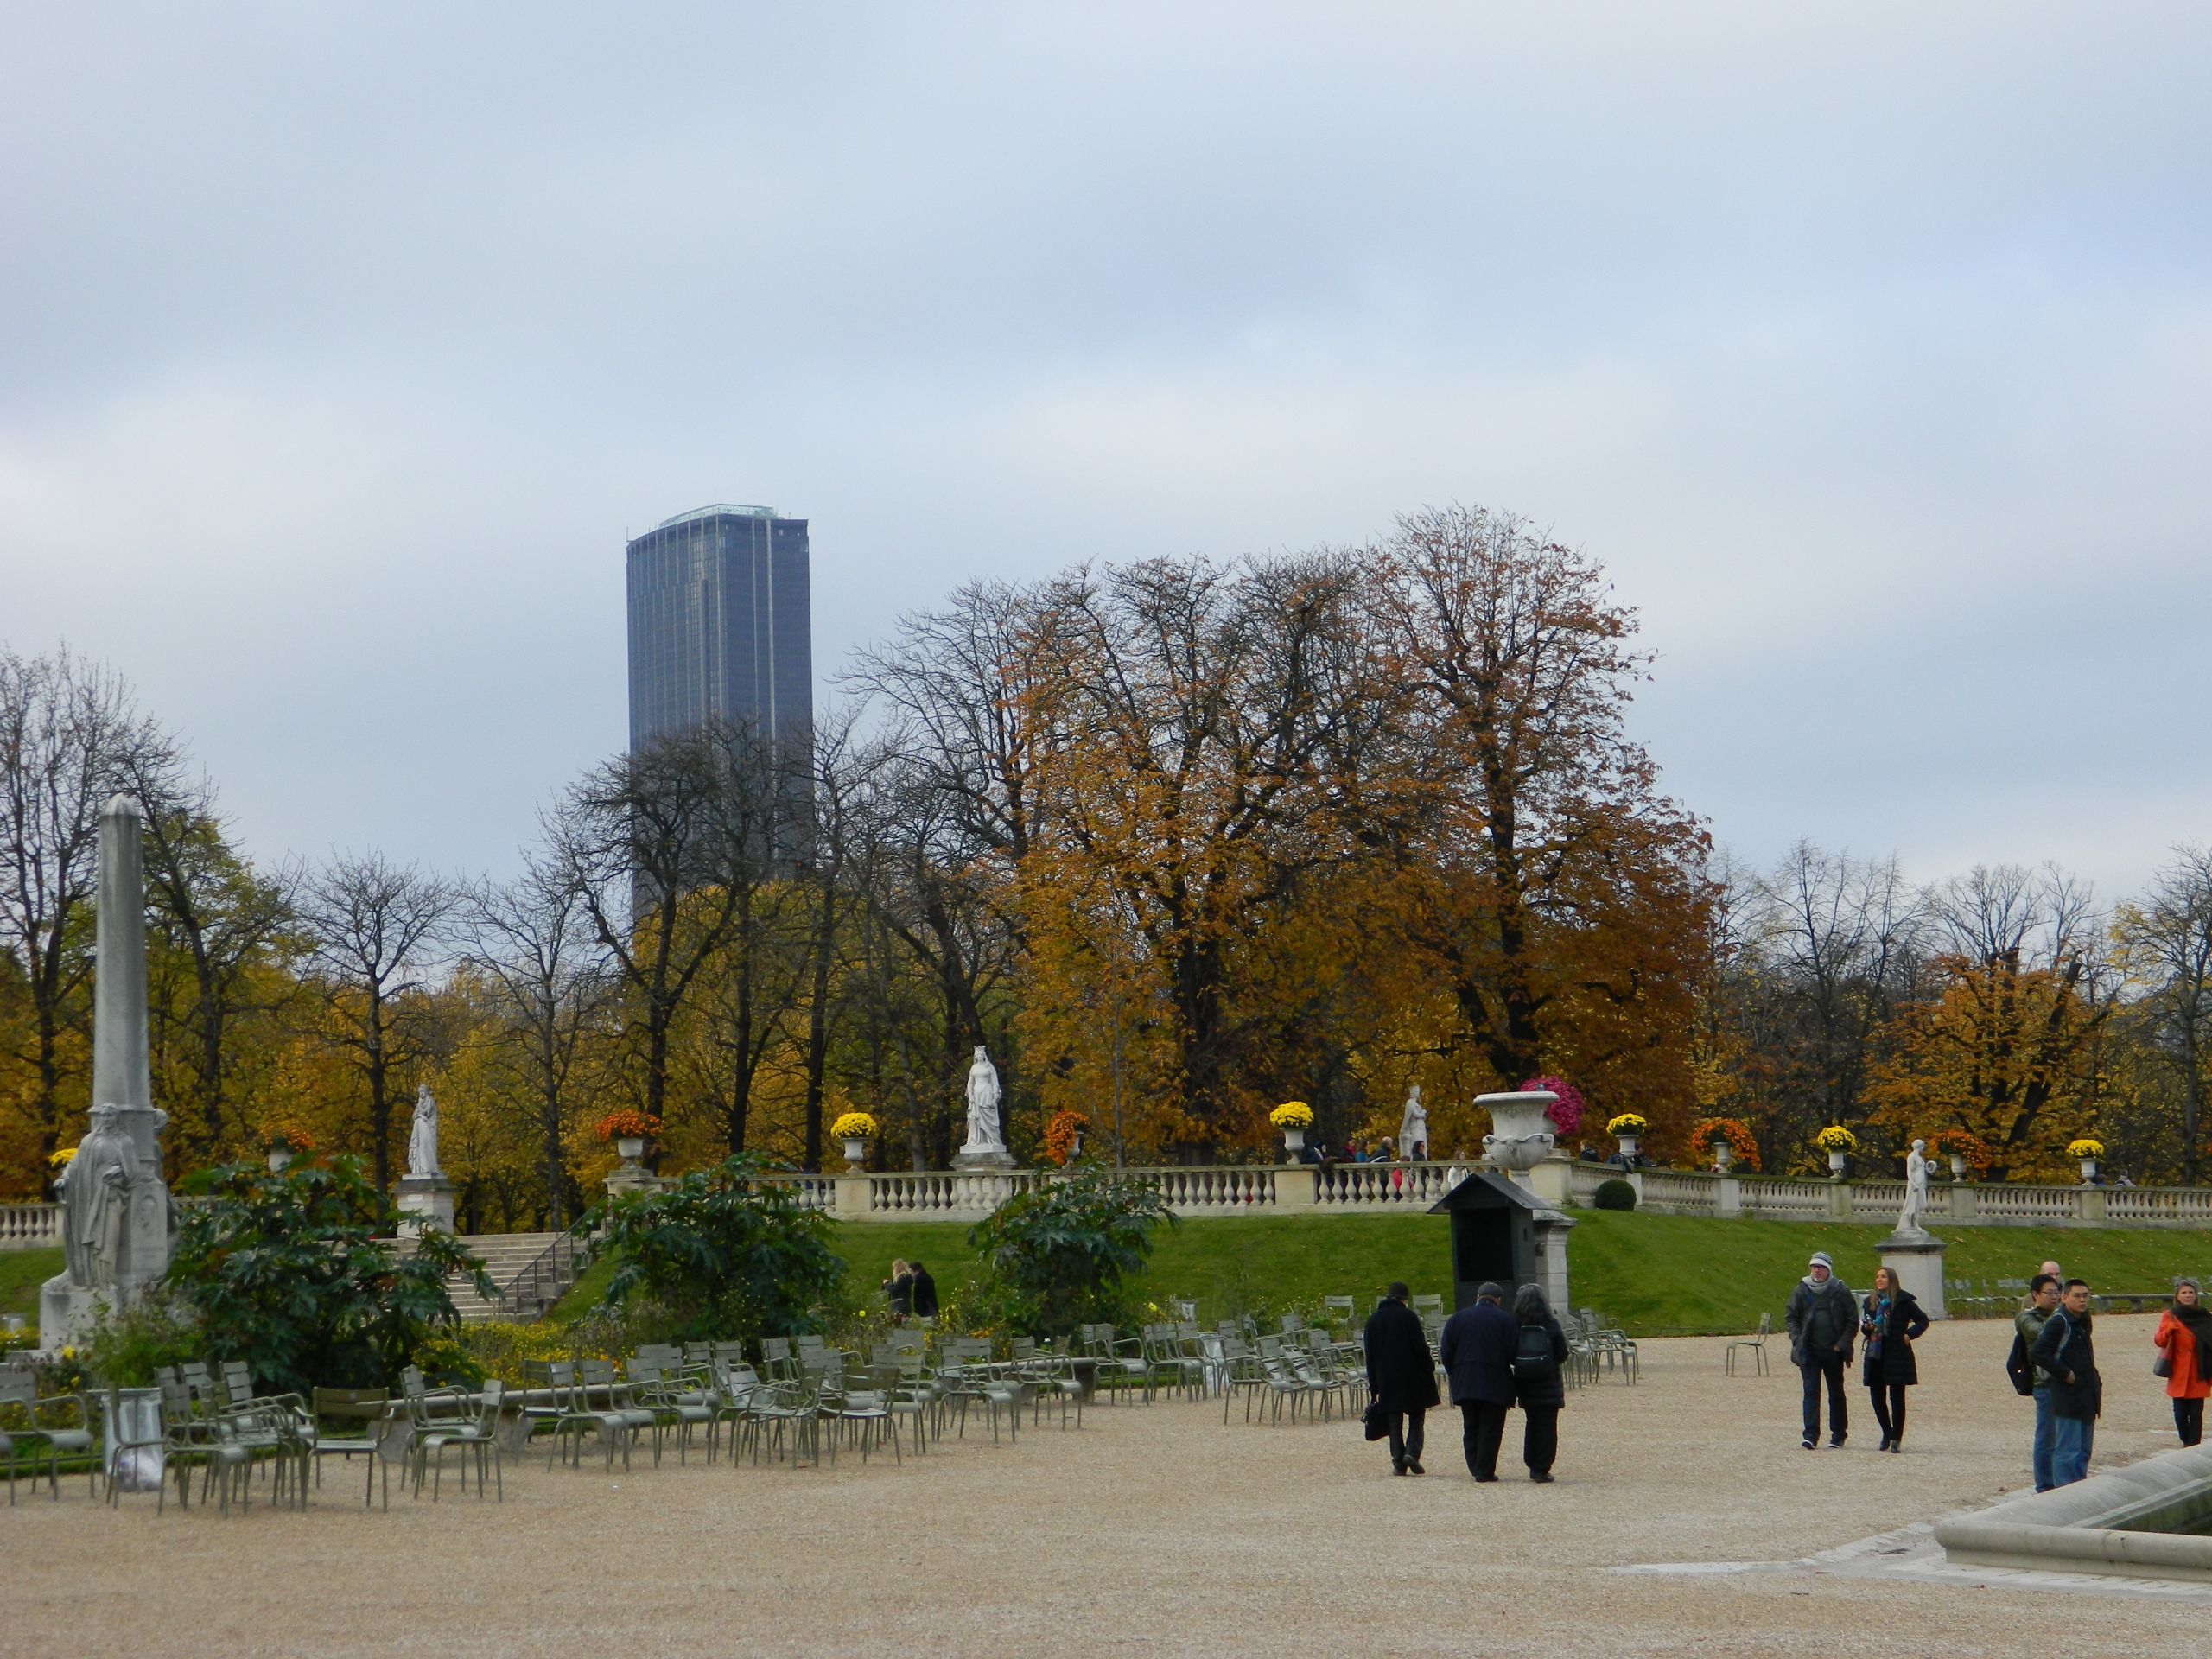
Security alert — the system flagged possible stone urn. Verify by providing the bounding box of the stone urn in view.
[1281,1128,1306,1157]
[2079,1157,2098,1184]
[1827,1149,1847,1176]
[1615,1132,1640,1160]
[266,1146,294,1174]
[843,1136,870,1170]
[1948,1154,1967,1181]
[1712,1140,1733,1173]
[615,1135,646,1165]
[1480,1090,1558,1181]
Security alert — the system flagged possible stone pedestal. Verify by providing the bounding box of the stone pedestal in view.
[1526,1152,1573,1207]
[1715,1175,1742,1218]
[952,1147,1017,1172]
[395,1173,455,1236]
[1878,1230,1948,1321]
[602,1164,660,1200]
[39,1281,117,1353]
[1274,1165,1317,1212]
[832,1174,872,1221]
[1533,1207,1577,1315]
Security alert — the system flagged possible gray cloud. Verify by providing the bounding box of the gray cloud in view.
[3,2,2206,895]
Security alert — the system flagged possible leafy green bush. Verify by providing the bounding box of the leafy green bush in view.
[968,1168,1174,1338]
[594,1154,843,1342]
[81,1292,200,1386]
[1592,1178,1637,1211]
[168,1155,490,1395]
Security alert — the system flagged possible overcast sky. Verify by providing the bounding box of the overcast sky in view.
[3,3,2206,901]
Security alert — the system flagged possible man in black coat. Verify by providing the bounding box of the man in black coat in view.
[1363,1282,1441,1476]
[1785,1251,1857,1450]
[907,1262,939,1319]
[1438,1281,1517,1482]
[2029,1278,2101,1487]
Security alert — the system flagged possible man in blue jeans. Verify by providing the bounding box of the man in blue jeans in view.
[2029,1278,2101,1488]
[2016,1274,2062,1490]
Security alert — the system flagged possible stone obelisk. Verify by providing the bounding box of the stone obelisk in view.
[41,795,174,1351]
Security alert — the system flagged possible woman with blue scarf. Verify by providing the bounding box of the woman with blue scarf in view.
[1860,1266,1932,1452]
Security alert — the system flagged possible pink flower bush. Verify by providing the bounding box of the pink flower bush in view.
[1520,1076,1585,1136]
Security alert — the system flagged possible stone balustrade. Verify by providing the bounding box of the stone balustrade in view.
[3,1160,2199,1250]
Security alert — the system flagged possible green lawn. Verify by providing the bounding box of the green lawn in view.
[1,1249,60,1331]
[817,1210,2211,1338]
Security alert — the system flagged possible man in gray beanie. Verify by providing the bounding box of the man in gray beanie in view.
[1785,1251,1857,1449]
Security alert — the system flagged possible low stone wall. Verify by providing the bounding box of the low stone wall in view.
[1565,1163,2210,1229]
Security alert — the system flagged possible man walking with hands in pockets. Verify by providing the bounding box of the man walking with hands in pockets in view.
[1787,1251,1857,1450]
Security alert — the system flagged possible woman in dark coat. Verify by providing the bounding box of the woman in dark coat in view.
[1364,1282,1441,1475]
[1511,1283,1571,1482]
[1860,1266,1931,1452]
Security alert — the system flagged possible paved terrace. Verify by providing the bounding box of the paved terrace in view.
[1,1316,2199,1657]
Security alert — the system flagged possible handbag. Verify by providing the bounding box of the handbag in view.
[1362,1395,1391,1442]
[2155,1350,2174,1380]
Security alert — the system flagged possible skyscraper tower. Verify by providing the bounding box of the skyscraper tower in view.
[625,505,813,753]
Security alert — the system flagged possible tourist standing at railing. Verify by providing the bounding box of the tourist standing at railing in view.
[1785,1252,1856,1451]
[1510,1284,1570,1484]
[1363,1281,1439,1477]
[1858,1267,1929,1453]
[2155,1279,2212,1447]
[2029,1279,2101,1488]
[1439,1281,1517,1482]
[908,1261,939,1319]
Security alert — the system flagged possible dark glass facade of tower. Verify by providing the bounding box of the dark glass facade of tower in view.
[626,505,812,753]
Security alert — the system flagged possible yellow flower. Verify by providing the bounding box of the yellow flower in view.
[830,1111,880,1141]
[48,1146,76,1167]
[1269,1102,1313,1129]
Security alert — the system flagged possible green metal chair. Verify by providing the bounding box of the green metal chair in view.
[310,1387,392,1509]
[411,1379,503,1501]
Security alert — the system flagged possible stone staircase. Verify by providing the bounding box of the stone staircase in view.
[395,1231,591,1325]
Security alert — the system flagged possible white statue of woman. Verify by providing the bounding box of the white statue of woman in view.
[1398,1084,1428,1160]
[406,1084,441,1179]
[961,1046,1005,1154]
[1899,1138,1929,1235]
[64,1104,138,1288]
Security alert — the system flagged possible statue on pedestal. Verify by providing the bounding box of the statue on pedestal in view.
[954,1045,1015,1170]
[1398,1084,1428,1159]
[61,1105,140,1290]
[406,1084,441,1179]
[1898,1138,1930,1236]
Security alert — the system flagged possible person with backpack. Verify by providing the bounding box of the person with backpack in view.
[2154,1278,2212,1447]
[1438,1281,1517,1482]
[1859,1266,1930,1452]
[1785,1251,1857,1449]
[2029,1278,2101,1488]
[1510,1283,1571,1483]
[1363,1281,1440,1476]
[2011,1272,2063,1491]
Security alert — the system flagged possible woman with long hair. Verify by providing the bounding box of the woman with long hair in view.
[2155,1279,2212,1446]
[882,1257,913,1320]
[1860,1265,1930,1452]
[1510,1282,1571,1482]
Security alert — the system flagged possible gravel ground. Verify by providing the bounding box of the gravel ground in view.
[1,1314,2200,1657]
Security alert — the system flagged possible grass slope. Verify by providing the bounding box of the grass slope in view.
[1,1248,60,1328]
[530,1206,2212,1338]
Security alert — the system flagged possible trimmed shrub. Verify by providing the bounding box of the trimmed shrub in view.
[1592,1178,1637,1211]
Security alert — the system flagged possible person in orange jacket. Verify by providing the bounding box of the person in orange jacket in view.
[2155,1278,2212,1447]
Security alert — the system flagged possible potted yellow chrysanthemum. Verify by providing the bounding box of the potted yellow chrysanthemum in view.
[832,1111,880,1170]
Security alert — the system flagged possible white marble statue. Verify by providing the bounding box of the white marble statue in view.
[61,1104,139,1289]
[1899,1138,1929,1235]
[961,1046,1005,1154]
[1398,1084,1428,1159]
[406,1084,441,1179]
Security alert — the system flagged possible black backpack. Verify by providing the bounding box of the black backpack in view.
[2004,1331,2035,1397]
[1512,1321,1557,1380]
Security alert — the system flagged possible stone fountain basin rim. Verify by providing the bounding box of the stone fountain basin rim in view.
[1474,1090,1559,1106]
[1934,1446,2212,1581]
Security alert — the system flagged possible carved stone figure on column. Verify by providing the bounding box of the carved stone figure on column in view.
[62,1106,140,1288]
[1898,1138,1930,1236]
[955,1045,1015,1169]
[1398,1084,1428,1160]
[406,1084,442,1179]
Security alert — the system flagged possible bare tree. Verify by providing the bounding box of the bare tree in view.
[2118,845,2212,1182]
[295,850,455,1190]
[0,646,183,1157]
[457,851,612,1225]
